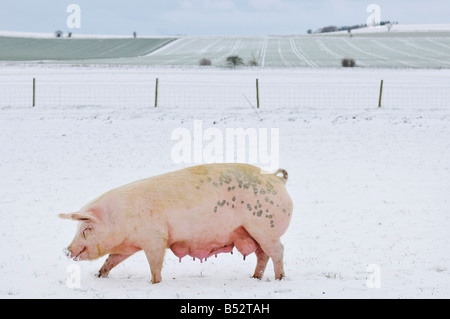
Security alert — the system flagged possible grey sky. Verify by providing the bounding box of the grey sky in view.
[0,0,449,36]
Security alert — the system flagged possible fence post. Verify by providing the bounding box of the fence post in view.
[154,78,159,108]
[32,78,36,107]
[378,79,384,108]
[256,78,260,109]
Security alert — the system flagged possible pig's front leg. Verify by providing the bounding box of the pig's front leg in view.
[97,254,132,278]
[142,238,167,284]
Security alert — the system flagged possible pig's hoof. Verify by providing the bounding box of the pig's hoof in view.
[97,270,109,278]
[275,274,285,281]
[252,274,263,280]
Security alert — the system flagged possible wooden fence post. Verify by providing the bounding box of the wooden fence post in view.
[33,78,36,107]
[256,78,260,109]
[378,79,384,108]
[154,78,159,108]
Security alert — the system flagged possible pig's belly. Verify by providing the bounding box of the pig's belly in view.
[169,227,258,261]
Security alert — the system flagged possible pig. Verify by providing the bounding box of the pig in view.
[60,163,293,284]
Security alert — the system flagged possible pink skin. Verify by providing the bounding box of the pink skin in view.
[60,163,293,284]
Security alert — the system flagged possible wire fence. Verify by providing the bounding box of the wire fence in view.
[0,78,449,110]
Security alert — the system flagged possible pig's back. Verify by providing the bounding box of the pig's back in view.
[148,164,293,258]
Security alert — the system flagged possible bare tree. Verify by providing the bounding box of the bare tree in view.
[226,55,244,68]
[341,58,356,67]
[199,58,212,66]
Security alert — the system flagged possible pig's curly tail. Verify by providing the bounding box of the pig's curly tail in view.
[275,169,289,184]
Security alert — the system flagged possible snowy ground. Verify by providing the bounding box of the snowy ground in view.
[0,66,449,298]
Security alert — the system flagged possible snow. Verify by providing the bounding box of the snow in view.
[0,65,449,298]
[2,24,450,68]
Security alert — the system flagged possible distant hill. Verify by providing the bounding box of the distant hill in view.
[1,25,449,69]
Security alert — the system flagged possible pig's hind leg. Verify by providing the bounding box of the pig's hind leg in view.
[97,254,133,278]
[248,235,286,280]
[261,239,285,280]
[252,246,270,279]
[232,227,270,279]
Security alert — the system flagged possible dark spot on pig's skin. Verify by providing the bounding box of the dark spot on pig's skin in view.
[219,173,233,184]
[217,200,226,207]
[270,200,274,205]
[260,189,266,195]
[232,197,236,202]
[213,182,218,187]
[214,206,217,213]
[265,197,269,202]
[257,210,263,217]
[196,186,200,190]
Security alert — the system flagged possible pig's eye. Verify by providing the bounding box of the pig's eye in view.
[82,227,93,239]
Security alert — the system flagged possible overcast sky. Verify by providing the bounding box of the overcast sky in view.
[0,0,449,36]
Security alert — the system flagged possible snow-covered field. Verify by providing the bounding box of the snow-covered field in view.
[2,24,450,68]
[0,65,449,299]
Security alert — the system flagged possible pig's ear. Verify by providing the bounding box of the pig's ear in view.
[59,212,100,223]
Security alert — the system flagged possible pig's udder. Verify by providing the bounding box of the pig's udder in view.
[170,227,258,262]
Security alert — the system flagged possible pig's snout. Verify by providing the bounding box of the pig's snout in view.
[63,247,72,258]
[64,246,86,261]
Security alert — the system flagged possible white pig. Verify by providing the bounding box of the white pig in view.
[60,163,293,284]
